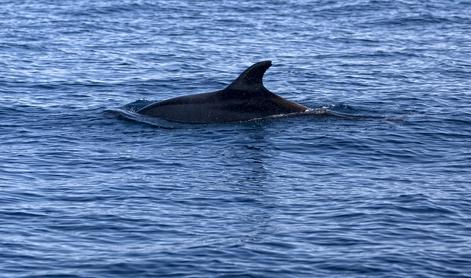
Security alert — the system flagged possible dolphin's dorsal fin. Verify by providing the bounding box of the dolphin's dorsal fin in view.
[226,61,272,92]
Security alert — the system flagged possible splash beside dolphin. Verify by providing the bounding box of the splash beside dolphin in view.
[137,61,308,123]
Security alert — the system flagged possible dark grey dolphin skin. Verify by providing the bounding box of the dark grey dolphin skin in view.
[137,61,308,123]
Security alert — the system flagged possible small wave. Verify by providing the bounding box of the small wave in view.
[105,108,179,129]
[372,14,457,27]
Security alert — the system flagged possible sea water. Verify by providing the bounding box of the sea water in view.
[1,0,470,277]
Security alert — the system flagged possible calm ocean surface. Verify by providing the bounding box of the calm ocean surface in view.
[1,0,471,277]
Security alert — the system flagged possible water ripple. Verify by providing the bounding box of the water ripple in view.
[1,0,471,277]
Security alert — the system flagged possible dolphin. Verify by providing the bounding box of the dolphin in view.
[137,61,308,123]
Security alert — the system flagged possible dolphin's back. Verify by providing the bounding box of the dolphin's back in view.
[137,61,308,123]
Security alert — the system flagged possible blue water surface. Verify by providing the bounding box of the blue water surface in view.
[1,0,471,277]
